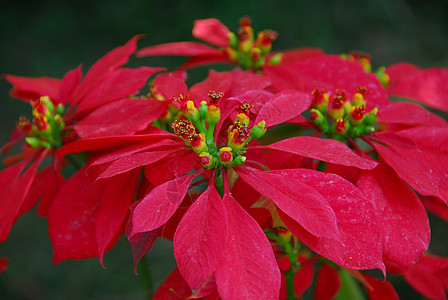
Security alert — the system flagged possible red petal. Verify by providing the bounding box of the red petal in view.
[0,151,45,242]
[255,90,312,127]
[97,149,180,179]
[59,65,82,103]
[421,196,448,222]
[189,70,232,99]
[145,150,198,185]
[272,48,325,66]
[5,74,61,102]
[71,35,142,103]
[48,167,105,263]
[387,67,448,112]
[89,139,180,168]
[386,62,421,83]
[125,203,163,273]
[130,172,199,236]
[379,101,447,128]
[74,98,169,138]
[294,260,314,296]
[180,55,231,70]
[95,170,140,265]
[362,274,399,300]
[357,164,430,269]
[75,66,164,115]
[56,132,176,158]
[314,264,341,300]
[174,183,227,289]
[237,167,340,240]
[214,194,281,299]
[193,18,230,47]
[264,55,389,109]
[153,72,189,101]
[276,169,385,272]
[404,255,448,300]
[137,41,223,57]
[371,128,448,203]
[254,136,378,169]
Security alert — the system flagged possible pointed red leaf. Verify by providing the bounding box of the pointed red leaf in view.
[193,18,230,47]
[56,132,176,158]
[5,74,61,102]
[371,128,448,203]
[97,149,180,179]
[0,150,45,242]
[153,72,189,101]
[71,35,141,103]
[265,55,389,109]
[421,196,448,222]
[59,65,82,103]
[75,66,164,114]
[145,150,198,185]
[255,90,312,127]
[180,55,231,70]
[137,41,223,57]
[387,67,448,112]
[276,170,385,273]
[357,164,430,268]
[379,101,448,128]
[130,172,199,236]
[215,194,280,299]
[48,167,105,263]
[75,98,169,138]
[294,259,314,296]
[237,167,340,240]
[189,70,232,98]
[404,255,448,300]
[174,183,227,289]
[314,264,341,300]
[95,170,140,265]
[125,203,163,273]
[254,136,378,169]
[89,139,180,168]
[272,48,325,66]
[386,62,421,83]
[362,274,399,300]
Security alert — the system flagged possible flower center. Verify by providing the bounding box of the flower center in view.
[16,96,65,149]
[169,91,266,169]
[310,86,378,141]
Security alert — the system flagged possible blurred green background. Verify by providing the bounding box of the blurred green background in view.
[0,0,447,299]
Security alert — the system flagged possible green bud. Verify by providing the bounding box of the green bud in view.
[232,155,246,166]
[268,53,283,65]
[228,32,238,49]
[199,101,208,120]
[250,120,267,140]
[56,103,65,115]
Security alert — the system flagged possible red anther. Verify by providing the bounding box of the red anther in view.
[258,30,278,46]
[238,101,253,114]
[351,105,366,121]
[335,118,347,134]
[310,111,319,121]
[16,117,32,132]
[171,119,197,140]
[31,99,46,115]
[219,150,233,163]
[239,16,251,28]
[357,85,367,97]
[332,90,347,109]
[34,116,48,131]
[208,91,224,104]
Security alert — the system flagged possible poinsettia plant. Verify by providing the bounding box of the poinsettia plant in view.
[1,17,447,300]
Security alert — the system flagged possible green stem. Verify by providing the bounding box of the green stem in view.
[137,255,154,299]
[316,160,328,172]
[214,170,224,197]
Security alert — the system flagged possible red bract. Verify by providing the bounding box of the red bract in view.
[386,63,448,112]
[0,36,163,243]
[0,257,8,274]
[404,255,448,300]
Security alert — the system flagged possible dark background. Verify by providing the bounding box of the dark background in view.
[0,0,447,299]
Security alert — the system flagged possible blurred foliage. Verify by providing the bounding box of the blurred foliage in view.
[0,0,447,299]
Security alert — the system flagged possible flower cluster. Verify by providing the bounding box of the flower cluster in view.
[1,18,447,300]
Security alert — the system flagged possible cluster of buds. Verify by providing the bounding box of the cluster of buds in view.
[225,16,281,71]
[310,86,378,140]
[16,96,65,149]
[170,91,267,169]
[341,51,390,87]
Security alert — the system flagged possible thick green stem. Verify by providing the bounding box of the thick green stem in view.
[316,160,328,172]
[215,170,224,197]
[137,255,154,299]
